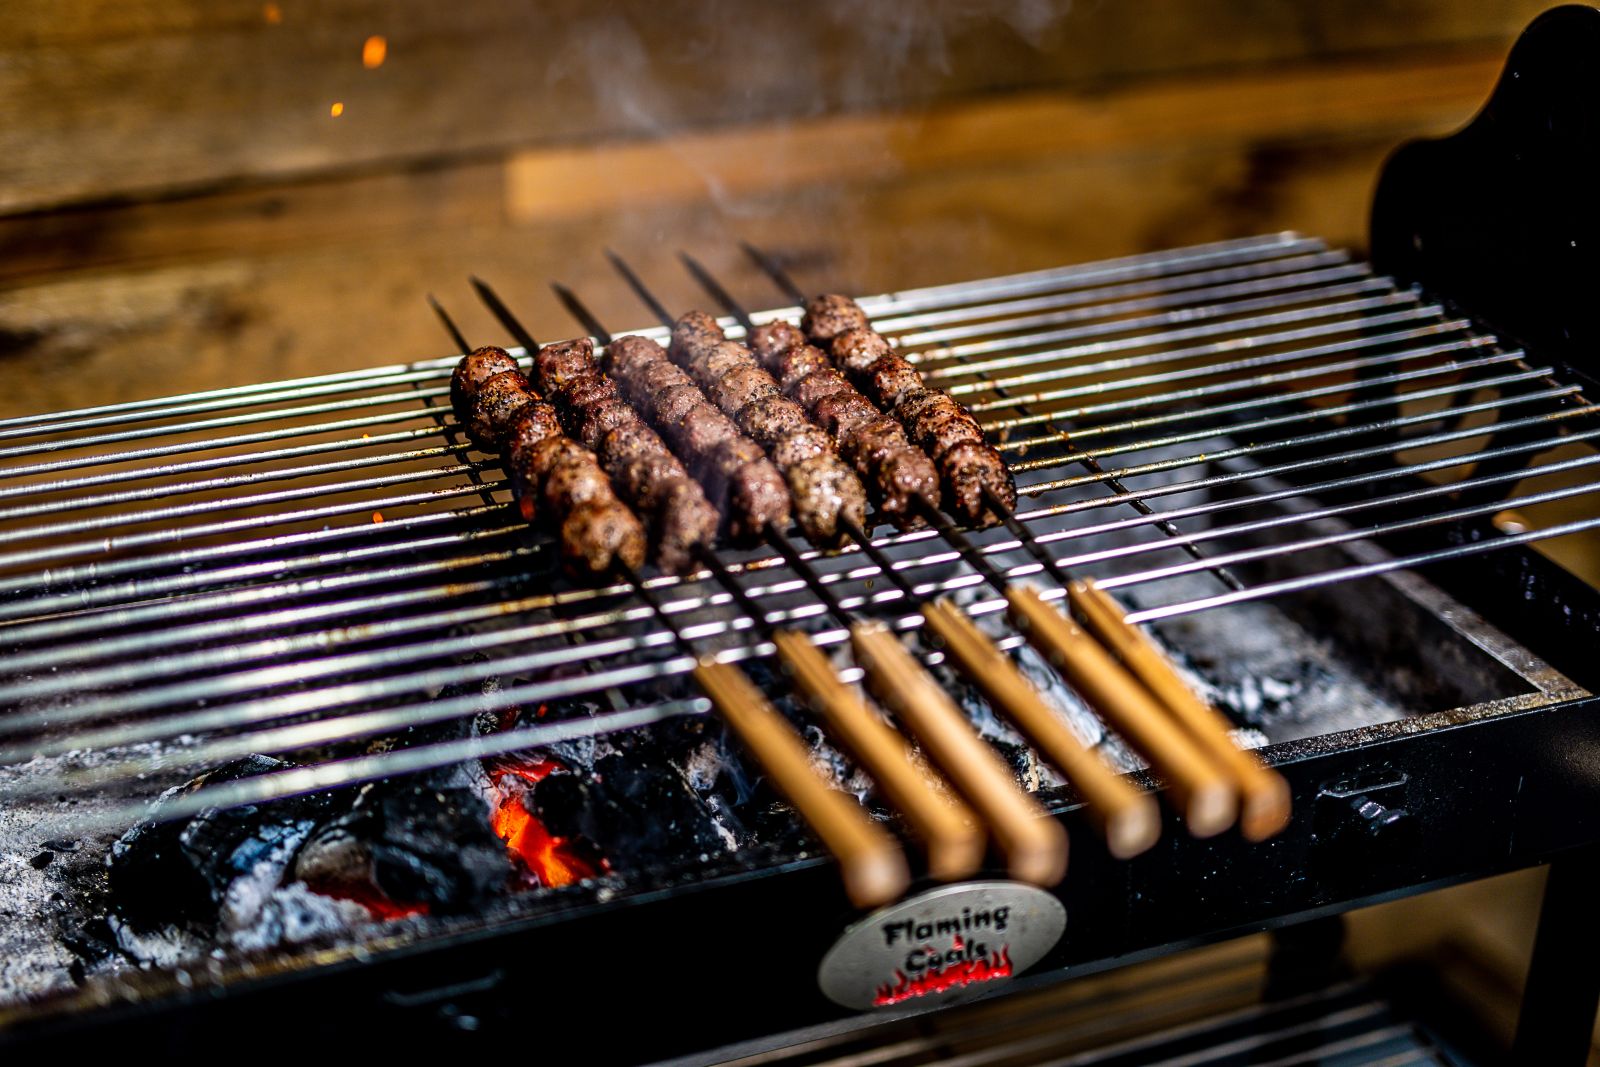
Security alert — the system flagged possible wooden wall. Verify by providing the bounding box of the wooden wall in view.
[0,0,1557,417]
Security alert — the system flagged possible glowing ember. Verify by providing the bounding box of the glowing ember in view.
[330,101,345,118]
[362,35,388,69]
[491,762,597,888]
[371,511,384,523]
[262,2,282,24]
[316,881,429,921]
[874,947,1013,1007]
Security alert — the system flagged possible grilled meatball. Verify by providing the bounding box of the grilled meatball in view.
[941,440,1017,524]
[653,383,703,426]
[574,397,635,452]
[503,403,564,520]
[773,345,831,391]
[451,346,521,412]
[877,449,942,527]
[699,341,757,382]
[678,405,744,463]
[465,369,538,450]
[602,334,663,383]
[789,367,853,411]
[740,395,813,451]
[534,339,595,392]
[654,478,720,573]
[723,457,792,543]
[868,354,925,412]
[917,403,986,462]
[710,365,779,414]
[812,392,881,439]
[802,294,871,344]
[786,453,868,544]
[747,321,807,363]
[541,443,614,513]
[559,501,647,577]
[669,310,726,362]
[831,327,893,376]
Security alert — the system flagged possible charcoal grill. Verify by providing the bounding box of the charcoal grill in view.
[5,6,1600,1062]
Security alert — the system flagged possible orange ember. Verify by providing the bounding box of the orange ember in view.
[330,101,345,118]
[262,2,282,24]
[362,35,388,69]
[371,510,384,523]
[490,761,596,887]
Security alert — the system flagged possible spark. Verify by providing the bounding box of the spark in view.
[362,35,387,69]
[263,2,282,23]
[330,101,345,118]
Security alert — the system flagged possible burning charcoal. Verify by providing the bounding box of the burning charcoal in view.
[108,755,335,932]
[297,774,509,916]
[533,748,732,870]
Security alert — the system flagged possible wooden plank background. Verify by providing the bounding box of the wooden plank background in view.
[0,0,1553,418]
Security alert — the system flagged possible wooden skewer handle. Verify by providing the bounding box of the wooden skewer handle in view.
[693,660,910,908]
[1005,585,1238,838]
[850,622,1068,886]
[920,599,1160,859]
[1069,580,1292,841]
[772,630,985,881]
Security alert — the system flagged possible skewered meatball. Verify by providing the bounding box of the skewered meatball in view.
[559,501,647,577]
[802,294,870,343]
[747,321,807,363]
[465,369,538,450]
[451,346,521,412]
[831,327,892,376]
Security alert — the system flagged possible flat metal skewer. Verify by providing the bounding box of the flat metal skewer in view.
[530,276,988,883]
[434,293,911,909]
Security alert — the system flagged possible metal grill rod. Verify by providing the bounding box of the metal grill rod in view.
[887,254,1363,345]
[15,424,1592,723]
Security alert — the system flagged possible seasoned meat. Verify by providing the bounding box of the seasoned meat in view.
[876,448,941,528]
[534,338,595,393]
[559,501,647,577]
[602,334,664,384]
[839,415,906,472]
[559,371,619,412]
[746,320,807,363]
[677,405,743,464]
[868,354,925,411]
[786,453,867,544]
[741,395,813,451]
[831,327,892,376]
[915,403,986,462]
[542,447,613,513]
[503,404,564,521]
[773,344,831,391]
[722,456,791,543]
[802,294,870,344]
[653,478,720,573]
[450,346,521,412]
[812,392,881,438]
[574,397,635,452]
[698,341,757,383]
[940,440,1016,525]
[669,310,725,363]
[653,383,704,427]
[789,366,851,410]
[710,365,779,414]
[465,369,537,450]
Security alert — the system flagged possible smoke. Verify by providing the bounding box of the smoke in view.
[536,1,1071,220]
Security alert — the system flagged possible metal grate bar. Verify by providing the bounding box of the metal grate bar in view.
[2,233,1595,815]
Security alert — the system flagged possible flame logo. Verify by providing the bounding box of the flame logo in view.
[873,946,1013,1006]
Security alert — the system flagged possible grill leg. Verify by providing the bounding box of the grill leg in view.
[1514,849,1600,1064]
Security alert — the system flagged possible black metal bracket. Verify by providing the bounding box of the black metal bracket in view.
[1370,4,1600,390]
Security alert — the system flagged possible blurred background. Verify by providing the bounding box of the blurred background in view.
[0,0,1586,1057]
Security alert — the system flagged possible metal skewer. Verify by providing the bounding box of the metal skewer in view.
[593,259,1075,884]
[678,251,1161,857]
[520,277,987,884]
[734,246,1271,838]
[428,296,911,909]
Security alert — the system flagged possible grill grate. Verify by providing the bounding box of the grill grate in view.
[3,232,1596,824]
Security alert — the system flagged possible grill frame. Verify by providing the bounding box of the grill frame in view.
[3,232,1600,1057]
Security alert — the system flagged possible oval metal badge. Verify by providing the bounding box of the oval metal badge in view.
[817,881,1066,1010]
